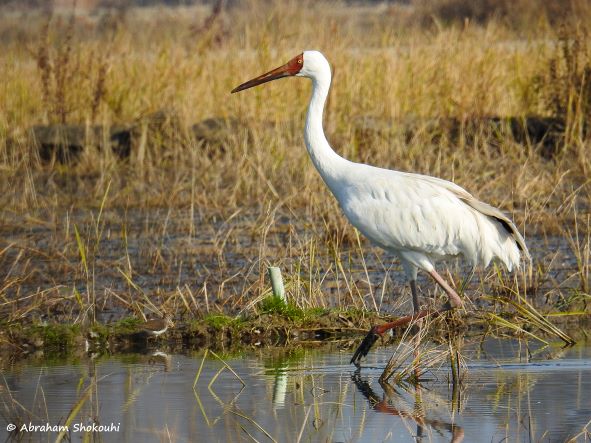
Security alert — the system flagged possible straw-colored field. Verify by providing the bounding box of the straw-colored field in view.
[0,1,590,349]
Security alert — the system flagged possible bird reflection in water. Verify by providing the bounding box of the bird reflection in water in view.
[352,372,464,443]
[148,351,172,372]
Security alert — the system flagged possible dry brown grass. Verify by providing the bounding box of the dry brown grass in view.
[0,1,589,336]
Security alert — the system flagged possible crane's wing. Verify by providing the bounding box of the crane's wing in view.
[336,167,529,267]
[411,173,530,260]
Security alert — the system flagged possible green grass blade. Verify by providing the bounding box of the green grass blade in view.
[74,224,88,276]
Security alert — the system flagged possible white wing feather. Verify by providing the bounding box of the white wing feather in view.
[332,165,529,272]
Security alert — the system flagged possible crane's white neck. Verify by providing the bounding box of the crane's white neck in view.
[304,70,349,189]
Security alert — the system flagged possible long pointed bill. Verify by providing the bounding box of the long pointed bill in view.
[231,53,303,93]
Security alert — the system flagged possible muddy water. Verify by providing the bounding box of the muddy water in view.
[1,208,585,322]
[1,338,590,442]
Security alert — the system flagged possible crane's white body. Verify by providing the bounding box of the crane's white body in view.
[298,51,528,281]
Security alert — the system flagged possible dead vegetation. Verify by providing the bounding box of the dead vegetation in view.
[0,1,590,356]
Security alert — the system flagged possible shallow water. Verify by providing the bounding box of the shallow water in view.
[1,338,591,442]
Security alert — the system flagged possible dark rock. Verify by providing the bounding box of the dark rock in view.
[27,112,272,164]
[353,115,569,160]
[499,116,565,159]
[190,117,242,156]
[29,124,132,163]
[110,127,132,158]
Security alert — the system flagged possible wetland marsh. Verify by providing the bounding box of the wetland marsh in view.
[1,1,591,441]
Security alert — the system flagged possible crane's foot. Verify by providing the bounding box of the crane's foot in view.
[350,326,381,367]
[350,309,443,367]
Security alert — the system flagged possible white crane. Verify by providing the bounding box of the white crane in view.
[232,51,530,365]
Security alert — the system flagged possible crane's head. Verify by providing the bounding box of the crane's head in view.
[231,51,330,93]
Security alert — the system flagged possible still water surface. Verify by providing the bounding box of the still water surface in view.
[1,339,590,442]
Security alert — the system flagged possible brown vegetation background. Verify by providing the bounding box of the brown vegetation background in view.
[0,0,590,325]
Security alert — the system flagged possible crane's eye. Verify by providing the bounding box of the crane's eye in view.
[298,59,302,64]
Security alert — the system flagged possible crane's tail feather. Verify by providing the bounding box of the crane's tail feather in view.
[460,197,531,263]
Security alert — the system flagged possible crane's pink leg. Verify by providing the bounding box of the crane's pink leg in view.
[351,268,464,366]
[428,269,463,308]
